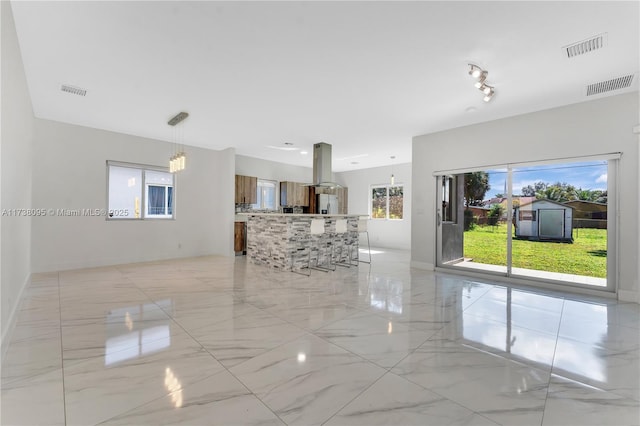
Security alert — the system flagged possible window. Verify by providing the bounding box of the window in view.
[441,175,456,222]
[519,210,536,221]
[252,179,277,210]
[371,185,403,220]
[107,161,174,220]
[145,170,174,217]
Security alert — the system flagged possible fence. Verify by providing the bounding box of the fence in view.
[573,219,607,229]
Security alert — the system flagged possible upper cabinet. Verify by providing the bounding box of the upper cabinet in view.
[280,181,310,207]
[235,175,257,204]
[336,187,348,214]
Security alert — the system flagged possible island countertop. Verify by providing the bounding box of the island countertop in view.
[237,213,368,218]
[244,213,362,272]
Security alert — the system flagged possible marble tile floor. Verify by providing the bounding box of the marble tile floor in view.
[1,249,639,425]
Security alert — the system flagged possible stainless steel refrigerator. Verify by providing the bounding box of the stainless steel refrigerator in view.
[316,194,338,214]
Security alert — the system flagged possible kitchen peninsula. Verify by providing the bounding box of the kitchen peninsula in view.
[243,213,361,272]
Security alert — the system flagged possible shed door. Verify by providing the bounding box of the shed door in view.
[538,209,564,239]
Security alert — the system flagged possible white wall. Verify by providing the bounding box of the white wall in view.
[236,155,313,183]
[412,93,639,303]
[336,163,411,250]
[236,154,412,250]
[31,119,235,272]
[1,1,35,351]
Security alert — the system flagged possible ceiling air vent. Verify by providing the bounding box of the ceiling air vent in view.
[61,84,87,97]
[563,33,607,58]
[586,74,635,96]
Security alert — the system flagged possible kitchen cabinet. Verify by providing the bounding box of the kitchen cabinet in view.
[235,175,257,204]
[336,187,348,214]
[234,221,246,254]
[280,181,310,207]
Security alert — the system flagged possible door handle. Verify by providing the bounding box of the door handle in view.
[437,212,441,226]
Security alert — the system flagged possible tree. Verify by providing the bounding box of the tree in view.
[594,190,607,204]
[464,172,490,208]
[521,181,547,197]
[487,204,503,226]
[572,188,607,204]
[535,182,576,203]
[574,188,593,201]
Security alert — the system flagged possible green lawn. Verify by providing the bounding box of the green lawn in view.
[464,224,607,278]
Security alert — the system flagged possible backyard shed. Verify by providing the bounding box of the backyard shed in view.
[514,199,574,242]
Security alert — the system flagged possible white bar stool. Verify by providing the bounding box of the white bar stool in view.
[357,218,371,264]
[309,218,335,272]
[334,218,352,267]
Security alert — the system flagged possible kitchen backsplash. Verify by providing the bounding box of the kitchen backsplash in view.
[235,204,303,214]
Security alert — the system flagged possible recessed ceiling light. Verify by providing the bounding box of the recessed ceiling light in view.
[336,153,369,161]
[267,145,299,151]
[300,151,308,155]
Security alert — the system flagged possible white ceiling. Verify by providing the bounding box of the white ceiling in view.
[10,1,639,172]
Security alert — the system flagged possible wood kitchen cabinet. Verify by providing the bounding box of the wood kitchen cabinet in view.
[336,187,348,214]
[235,175,257,204]
[280,181,310,207]
[234,221,246,254]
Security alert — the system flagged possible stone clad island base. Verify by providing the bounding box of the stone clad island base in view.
[245,214,361,272]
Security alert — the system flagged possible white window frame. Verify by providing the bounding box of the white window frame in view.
[370,184,404,220]
[434,152,620,294]
[146,184,173,218]
[252,179,278,210]
[107,161,175,220]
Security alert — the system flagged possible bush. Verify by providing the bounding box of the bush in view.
[464,209,475,231]
[487,204,503,226]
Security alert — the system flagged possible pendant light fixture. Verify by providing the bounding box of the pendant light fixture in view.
[390,155,396,185]
[168,111,188,173]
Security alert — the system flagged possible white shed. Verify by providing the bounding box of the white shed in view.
[514,199,574,242]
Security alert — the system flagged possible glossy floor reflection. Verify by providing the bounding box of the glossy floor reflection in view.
[2,250,638,425]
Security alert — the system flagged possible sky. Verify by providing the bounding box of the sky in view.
[485,161,608,199]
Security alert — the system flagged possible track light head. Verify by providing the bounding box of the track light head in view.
[469,64,482,78]
[481,84,493,95]
[483,88,495,102]
[473,72,488,88]
[468,64,484,79]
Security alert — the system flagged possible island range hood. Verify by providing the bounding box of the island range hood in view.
[312,142,341,188]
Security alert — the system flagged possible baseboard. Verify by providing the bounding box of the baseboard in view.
[1,273,31,362]
[31,249,226,273]
[410,260,435,270]
[618,289,639,304]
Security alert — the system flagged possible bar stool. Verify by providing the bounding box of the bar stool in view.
[291,219,324,276]
[357,218,371,264]
[309,218,335,272]
[334,219,352,267]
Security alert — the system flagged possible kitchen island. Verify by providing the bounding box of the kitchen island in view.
[242,213,362,272]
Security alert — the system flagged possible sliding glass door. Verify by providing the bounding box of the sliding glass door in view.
[436,156,616,292]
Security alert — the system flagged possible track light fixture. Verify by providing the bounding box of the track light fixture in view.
[468,64,496,102]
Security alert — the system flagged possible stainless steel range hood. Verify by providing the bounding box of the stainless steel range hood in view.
[312,142,341,188]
